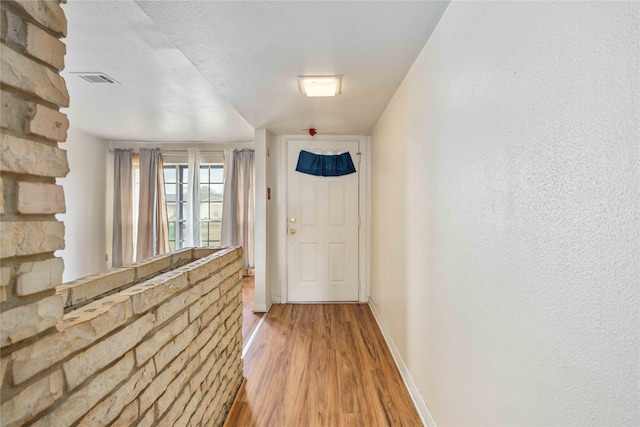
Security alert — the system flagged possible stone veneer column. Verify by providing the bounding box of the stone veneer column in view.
[0,0,69,405]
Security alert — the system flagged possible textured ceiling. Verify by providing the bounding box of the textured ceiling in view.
[63,1,449,142]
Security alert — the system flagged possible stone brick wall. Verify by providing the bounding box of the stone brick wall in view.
[1,0,69,348]
[2,246,244,426]
[0,2,245,425]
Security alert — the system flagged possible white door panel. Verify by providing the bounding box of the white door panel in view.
[287,138,360,302]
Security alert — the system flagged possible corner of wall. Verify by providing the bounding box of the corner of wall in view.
[253,128,268,312]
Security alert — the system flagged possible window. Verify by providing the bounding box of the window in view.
[199,164,224,246]
[164,163,224,251]
[163,164,187,251]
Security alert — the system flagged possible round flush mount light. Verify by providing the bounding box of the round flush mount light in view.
[298,75,342,97]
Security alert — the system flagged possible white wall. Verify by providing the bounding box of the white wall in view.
[370,2,639,425]
[254,129,269,312]
[267,132,284,304]
[57,129,108,282]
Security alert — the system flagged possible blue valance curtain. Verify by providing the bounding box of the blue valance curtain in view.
[295,150,356,177]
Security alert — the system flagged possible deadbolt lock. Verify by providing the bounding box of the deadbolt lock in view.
[289,217,296,223]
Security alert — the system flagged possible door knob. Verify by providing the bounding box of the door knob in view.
[289,217,296,223]
[289,229,296,235]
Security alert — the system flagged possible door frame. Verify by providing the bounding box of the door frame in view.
[277,135,369,304]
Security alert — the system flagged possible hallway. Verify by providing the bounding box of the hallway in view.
[226,304,422,426]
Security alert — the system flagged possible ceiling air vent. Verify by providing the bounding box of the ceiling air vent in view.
[72,72,119,84]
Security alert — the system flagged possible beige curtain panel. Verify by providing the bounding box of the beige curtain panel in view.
[112,149,134,267]
[136,148,169,261]
[221,149,255,270]
[112,148,169,267]
[155,154,170,256]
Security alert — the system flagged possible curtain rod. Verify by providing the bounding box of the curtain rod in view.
[107,149,226,154]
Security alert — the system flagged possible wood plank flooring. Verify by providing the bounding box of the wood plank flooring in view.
[242,276,263,346]
[226,304,422,426]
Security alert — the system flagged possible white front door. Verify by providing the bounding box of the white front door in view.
[287,138,360,302]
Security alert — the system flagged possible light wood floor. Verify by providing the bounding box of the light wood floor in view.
[226,304,422,426]
[242,276,263,346]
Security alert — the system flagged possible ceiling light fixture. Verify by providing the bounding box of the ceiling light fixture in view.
[298,75,342,97]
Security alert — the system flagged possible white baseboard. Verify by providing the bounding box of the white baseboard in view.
[253,303,270,313]
[368,298,437,427]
